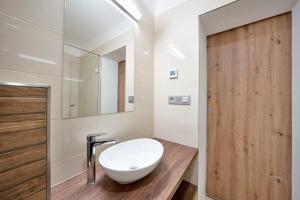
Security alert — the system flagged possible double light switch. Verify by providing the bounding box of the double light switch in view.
[168,96,191,105]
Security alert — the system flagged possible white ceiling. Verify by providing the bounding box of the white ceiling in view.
[104,46,126,62]
[141,0,188,16]
[200,0,298,35]
[64,0,134,50]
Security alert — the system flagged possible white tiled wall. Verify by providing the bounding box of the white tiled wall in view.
[0,0,63,34]
[0,0,154,187]
[0,11,63,76]
[153,0,236,198]
[154,0,236,153]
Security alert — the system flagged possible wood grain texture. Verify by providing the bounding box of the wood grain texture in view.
[0,113,46,123]
[0,97,46,115]
[206,13,291,200]
[0,159,46,192]
[118,61,126,112]
[0,143,46,173]
[0,175,46,200]
[25,189,46,200]
[51,139,198,200]
[0,128,46,153]
[172,181,197,200]
[0,86,47,98]
[0,85,48,199]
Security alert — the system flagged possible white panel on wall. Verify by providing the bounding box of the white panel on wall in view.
[0,11,62,76]
[0,0,63,34]
[101,57,119,114]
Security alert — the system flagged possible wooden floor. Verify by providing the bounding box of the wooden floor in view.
[51,139,198,200]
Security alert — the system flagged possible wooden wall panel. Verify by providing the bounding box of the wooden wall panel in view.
[0,86,47,97]
[0,144,46,172]
[0,175,46,200]
[25,189,46,200]
[206,13,291,200]
[0,128,46,153]
[118,61,126,112]
[0,85,48,200]
[0,159,46,192]
[0,98,46,115]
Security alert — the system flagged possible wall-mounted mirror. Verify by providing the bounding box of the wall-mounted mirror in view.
[63,0,135,118]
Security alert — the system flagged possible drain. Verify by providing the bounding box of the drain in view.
[129,166,138,170]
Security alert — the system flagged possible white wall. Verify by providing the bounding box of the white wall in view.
[0,0,154,187]
[154,0,188,16]
[78,53,99,117]
[154,0,236,151]
[63,53,80,118]
[154,0,236,197]
[101,57,119,114]
[292,1,300,199]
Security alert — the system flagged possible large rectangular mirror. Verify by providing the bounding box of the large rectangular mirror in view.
[63,0,135,118]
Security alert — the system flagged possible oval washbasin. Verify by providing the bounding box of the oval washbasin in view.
[99,138,164,184]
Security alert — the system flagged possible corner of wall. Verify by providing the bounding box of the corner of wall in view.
[292,1,300,199]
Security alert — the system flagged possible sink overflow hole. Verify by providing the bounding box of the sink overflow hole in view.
[129,166,138,170]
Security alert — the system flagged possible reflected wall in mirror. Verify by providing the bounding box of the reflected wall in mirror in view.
[63,0,135,118]
[63,45,99,118]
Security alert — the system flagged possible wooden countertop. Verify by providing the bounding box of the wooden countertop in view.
[51,138,198,200]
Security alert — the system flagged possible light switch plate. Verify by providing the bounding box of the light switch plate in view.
[168,96,191,105]
[128,96,134,103]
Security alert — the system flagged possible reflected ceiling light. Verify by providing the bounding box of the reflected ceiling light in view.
[64,77,83,82]
[168,44,185,60]
[18,54,56,65]
[107,0,142,23]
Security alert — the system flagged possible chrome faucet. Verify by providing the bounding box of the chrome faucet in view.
[87,133,117,184]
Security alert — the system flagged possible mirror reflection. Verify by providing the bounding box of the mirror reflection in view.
[63,0,135,118]
[63,45,99,118]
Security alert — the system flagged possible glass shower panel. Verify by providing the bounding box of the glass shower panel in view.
[63,44,100,118]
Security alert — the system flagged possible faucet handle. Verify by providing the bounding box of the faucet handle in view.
[87,133,107,142]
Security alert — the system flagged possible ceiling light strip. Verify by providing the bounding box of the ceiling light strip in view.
[109,0,139,22]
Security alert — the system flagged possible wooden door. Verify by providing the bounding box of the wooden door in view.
[118,61,126,112]
[0,85,49,200]
[206,13,291,200]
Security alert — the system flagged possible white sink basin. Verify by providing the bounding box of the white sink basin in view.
[99,138,164,184]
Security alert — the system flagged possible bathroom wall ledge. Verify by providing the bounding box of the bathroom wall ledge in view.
[51,138,198,200]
